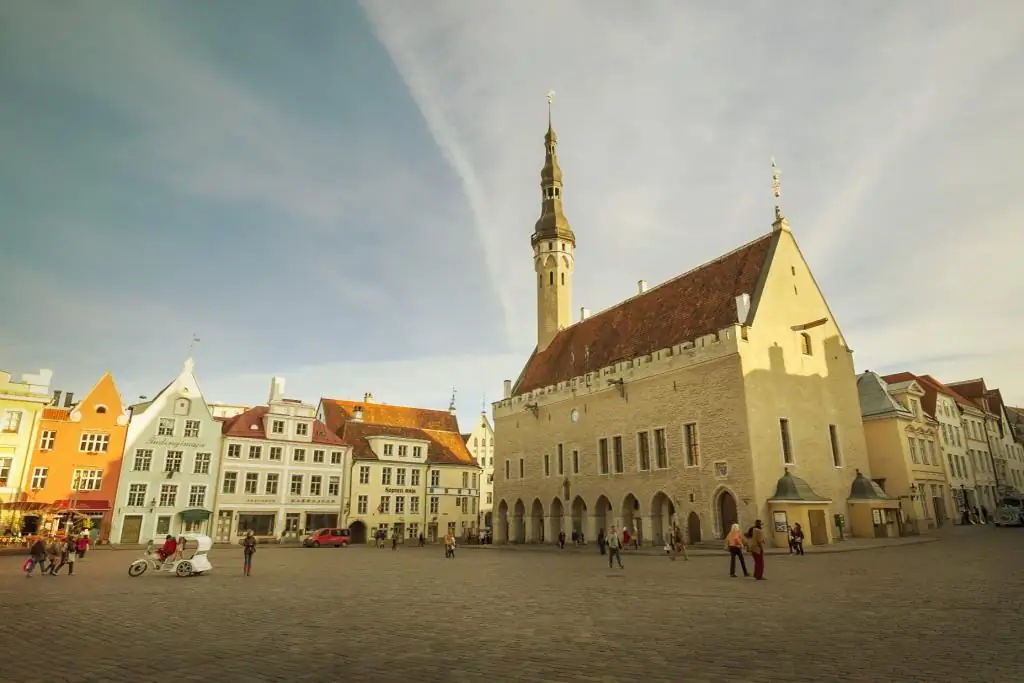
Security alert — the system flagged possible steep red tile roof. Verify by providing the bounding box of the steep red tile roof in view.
[513,233,775,395]
[42,408,71,421]
[221,405,344,446]
[320,398,478,467]
[882,372,977,418]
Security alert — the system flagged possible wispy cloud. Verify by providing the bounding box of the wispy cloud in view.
[362,0,1024,403]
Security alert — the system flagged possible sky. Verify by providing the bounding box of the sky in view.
[1,1,1022,420]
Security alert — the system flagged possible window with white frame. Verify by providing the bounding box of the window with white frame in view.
[158,418,175,436]
[133,449,153,471]
[268,446,282,461]
[430,470,440,487]
[30,467,47,489]
[39,430,56,451]
[72,468,103,491]
[290,474,303,495]
[165,451,183,472]
[410,496,420,513]
[2,410,23,433]
[429,496,439,514]
[395,496,405,514]
[330,451,342,464]
[381,467,392,485]
[193,452,211,474]
[398,445,408,457]
[357,495,368,514]
[383,444,394,456]
[244,473,259,494]
[127,483,147,507]
[272,420,284,434]
[293,448,305,462]
[653,429,667,469]
[413,446,422,458]
[227,444,241,458]
[183,420,201,438]
[396,468,407,486]
[0,457,11,485]
[265,473,279,495]
[328,476,340,496]
[248,445,262,460]
[188,484,207,508]
[295,423,309,436]
[79,433,110,453]
[410,469,421,486]
[379,496,390,513]
[222,472,238,494]
[310,475,322,496]
[359,466,370,484]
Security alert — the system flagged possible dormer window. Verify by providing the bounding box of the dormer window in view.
[173,398,190,416]
[383,444,394,456]
[800,333,812,356]
[296,423,309,436]
[272,420,284,434]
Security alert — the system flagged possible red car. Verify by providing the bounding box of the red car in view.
[303,528,350,547]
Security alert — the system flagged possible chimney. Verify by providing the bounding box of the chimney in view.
[268,377,285,403]
[352,405,364,422]
[363,392,374,403]
[63,392,74,408]
[52,390,62,407]
[637,279,648,294]
[734,293,751,325]
[579,307,591,321]
[503,380,512,399]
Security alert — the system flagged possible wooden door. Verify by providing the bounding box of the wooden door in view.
[807,510,828,545]
[119,515,143,545]
[215,510,233,542]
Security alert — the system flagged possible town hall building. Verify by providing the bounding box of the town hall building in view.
[491,109,897,548]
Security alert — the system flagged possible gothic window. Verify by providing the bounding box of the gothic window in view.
[561,272,565,285]
[549,272,554,285]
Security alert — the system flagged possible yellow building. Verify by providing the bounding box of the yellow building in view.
[461,410,495,528]
[492,115,890,548]
[948,379,1019,505]
[857,372,949,531]
[319,395,482,544]
[0,368,54,530]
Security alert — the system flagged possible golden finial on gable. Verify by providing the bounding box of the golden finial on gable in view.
[771,157,790,232]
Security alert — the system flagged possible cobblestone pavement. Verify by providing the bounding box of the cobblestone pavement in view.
[1,526,1020,683]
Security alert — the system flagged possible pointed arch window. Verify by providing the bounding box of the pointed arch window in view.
[549,272,554,285]
[561,273,565,285]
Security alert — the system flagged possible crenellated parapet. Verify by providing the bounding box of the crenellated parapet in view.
[494,324,744,417]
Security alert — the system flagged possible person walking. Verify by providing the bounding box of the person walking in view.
[24,537,46,577]
[606,525,624,569]
[43,535,62,575]
[747,520,767,580]
[725,523,749,577]
[51,536,77,575]
[242,531,256,577]
[443,530,456,559]
[671,525,688,561]
[597,528,606,555]
[788,523,805,556]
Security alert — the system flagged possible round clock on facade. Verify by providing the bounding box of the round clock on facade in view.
[570,408,579,423]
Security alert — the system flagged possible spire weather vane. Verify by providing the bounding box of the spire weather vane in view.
[545,89,555,122]
[188,333,201,354]
[771,157,782,220]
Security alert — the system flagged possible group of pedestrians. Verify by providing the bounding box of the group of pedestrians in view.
[24,531,90,577]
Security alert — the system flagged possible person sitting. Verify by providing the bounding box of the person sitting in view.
[155,535,177,562]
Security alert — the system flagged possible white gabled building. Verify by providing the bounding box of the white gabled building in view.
[462,411,495,529]
[110,358,222,544]
[212,377,348,542]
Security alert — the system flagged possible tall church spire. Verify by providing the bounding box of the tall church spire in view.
[532,90,575,248]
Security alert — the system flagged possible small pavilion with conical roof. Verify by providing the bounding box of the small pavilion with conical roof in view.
[766,468,834,548]
[846,469,903,538]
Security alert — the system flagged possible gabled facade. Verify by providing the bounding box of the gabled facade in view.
[462,411,495,527]
[947,379,1018,503]
[319,396,482,544]
[883,372,975,521]
[24,374,129,540]
[493,114,878,549]
[857,372,950,529]
[0,368,52,530]
[212,377,347,542]
[109,358,222,544]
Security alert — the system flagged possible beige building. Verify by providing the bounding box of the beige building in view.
[212,378,347,542]
[462,411,495,528]
[492,115,891,549]
[857,372,949,530]
[319,396,482,544]
[0,368,53,530]
[948,379,1019,505]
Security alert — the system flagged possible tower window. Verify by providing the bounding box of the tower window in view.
[549,272,554,285]
[538,274,542,287]
[561,273,565,285]
[554,188,560,197]
[800,333,812,355]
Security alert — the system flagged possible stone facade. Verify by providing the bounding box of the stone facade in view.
[492,117,876,548]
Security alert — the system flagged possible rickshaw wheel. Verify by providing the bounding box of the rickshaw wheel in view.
[128,561,148,577]
[175,561,193,577]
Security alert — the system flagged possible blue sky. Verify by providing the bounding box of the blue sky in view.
[1,1,1022,414]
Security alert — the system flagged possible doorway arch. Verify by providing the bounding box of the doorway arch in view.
[687,511,702,544]
[549,498,564,542]
[513,499,526,543]
[594,495,612,536]
[621,493,641,540]
[496,500,509,544]
[530,499,545,543]
[349,520,368,545]
[650,492,674,545]
[571,496,588,539]
[717,490,739,539]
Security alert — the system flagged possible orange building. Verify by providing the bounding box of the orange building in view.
[24,373,129,540]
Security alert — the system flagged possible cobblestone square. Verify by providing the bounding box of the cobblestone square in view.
[1,527,1019,683]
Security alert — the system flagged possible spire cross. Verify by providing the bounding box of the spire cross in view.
[771,157,782,220]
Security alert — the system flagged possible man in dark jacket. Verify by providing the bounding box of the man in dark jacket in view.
[26,538,46,577]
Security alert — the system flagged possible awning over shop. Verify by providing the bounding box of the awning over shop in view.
[0,501,52,512]
[180,508,212,522]
[52,500,111,512]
